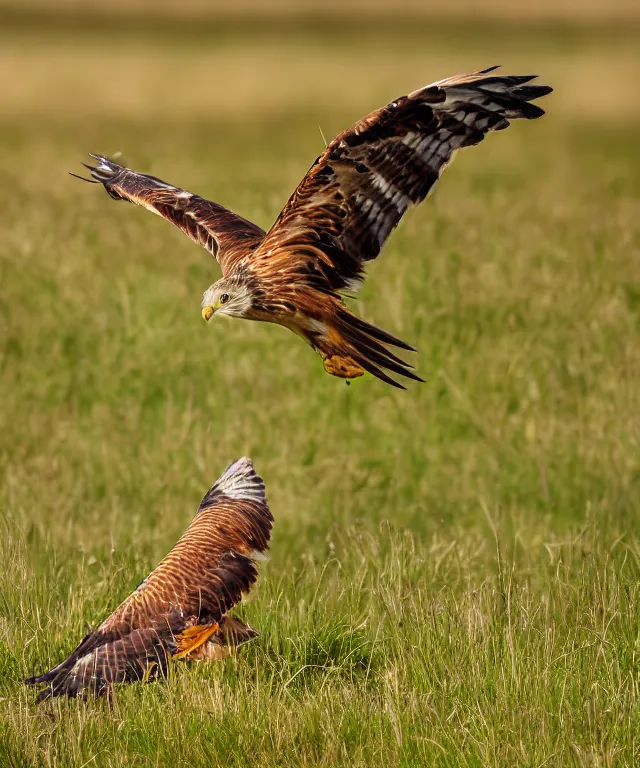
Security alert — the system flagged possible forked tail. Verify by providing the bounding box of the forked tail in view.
[328,308,423,389]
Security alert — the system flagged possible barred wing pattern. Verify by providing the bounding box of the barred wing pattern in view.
[250,67,552,294]
[25,458,272,700]
[80,156,265,275]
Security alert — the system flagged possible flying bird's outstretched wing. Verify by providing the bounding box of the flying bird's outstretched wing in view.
[77,68,551,389]
[249,67,552,294]
[76,156,265,275]
[25,458,272,700]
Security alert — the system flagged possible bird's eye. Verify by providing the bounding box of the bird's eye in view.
[220,293,230,304]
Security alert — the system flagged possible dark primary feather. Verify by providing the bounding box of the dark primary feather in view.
[25,458,273,700]
[80,155,265,275]
[334,310,423,388]
[77,68,551,302]
[248,67,552,294]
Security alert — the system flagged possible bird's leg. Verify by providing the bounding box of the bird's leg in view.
[319,352,365,381]
[305,326,365,381]
[185,617,258,662]
[173,623,220,660]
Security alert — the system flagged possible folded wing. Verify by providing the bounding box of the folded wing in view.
[249,67,552,293]
[78,156,266,275]
[26,458,272,699]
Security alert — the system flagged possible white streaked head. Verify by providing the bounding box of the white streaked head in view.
[201,277,254,321]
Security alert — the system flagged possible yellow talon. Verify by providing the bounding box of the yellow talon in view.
[322,354,365,380]
[173,623,220,660]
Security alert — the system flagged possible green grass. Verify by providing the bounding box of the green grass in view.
[1,12,640,767]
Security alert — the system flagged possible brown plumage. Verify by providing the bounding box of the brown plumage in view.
[25,458,272,700]
[77,67,552,388]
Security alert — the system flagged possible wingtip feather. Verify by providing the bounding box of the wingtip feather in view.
[69,171,99,183]
[206,457,267,504]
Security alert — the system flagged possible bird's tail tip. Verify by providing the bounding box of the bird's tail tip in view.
[332,312,422,390]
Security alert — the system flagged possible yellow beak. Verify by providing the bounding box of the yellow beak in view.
[202,306,215,322]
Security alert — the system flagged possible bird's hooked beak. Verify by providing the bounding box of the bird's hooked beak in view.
[202,305,216,322]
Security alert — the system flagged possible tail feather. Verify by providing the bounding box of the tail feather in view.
[338,321,414,370]
[342,328,423,383]
[331,311,423,388]
[217,616,259,647]
[351,354,407,390]
[340,309,416,352]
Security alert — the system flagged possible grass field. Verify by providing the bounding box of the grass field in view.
[1,9,640,767]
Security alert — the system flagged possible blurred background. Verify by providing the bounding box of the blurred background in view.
[2,0,639,124]
[2,1,640,764]
[2,0,638,536]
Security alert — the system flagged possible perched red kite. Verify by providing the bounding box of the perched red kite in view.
[77,67,551,388]
[26,458,272,700]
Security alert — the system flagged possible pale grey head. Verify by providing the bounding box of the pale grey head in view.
[201,277,254,321]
